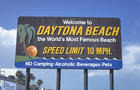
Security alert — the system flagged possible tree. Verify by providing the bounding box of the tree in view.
[15,71,25,86]
[32,84,39,90]
[16,71,22,85]
[18,24,36,56]
[8,75,15,81]
[30,73,36,85]
[21,75,25,86]
[37,79,43,88]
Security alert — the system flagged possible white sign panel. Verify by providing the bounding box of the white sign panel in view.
[1,80,16,90]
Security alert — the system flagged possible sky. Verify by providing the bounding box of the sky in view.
[0,0,140,90]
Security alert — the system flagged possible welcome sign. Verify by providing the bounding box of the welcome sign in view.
[15,17,122,69]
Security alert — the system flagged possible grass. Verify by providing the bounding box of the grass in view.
[15,55,40,62]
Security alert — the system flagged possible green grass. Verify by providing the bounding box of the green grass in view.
[15,56,40,62]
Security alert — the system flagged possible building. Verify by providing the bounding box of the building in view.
[0,69,18,77]
[0,69,25,90]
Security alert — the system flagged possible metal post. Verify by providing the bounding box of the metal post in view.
[56,69,61,90]
[110,69,114,90]
[25,68,30,90]
[84,69,88,90]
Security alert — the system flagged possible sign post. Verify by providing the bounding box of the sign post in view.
[84,69,88,90]
[56,69,61,90]
[25,68,30,90]
[110,69,114,90]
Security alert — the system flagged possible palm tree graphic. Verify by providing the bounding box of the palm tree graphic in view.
[18,24,36,56]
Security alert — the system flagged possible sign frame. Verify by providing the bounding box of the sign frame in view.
[15,17,122,69]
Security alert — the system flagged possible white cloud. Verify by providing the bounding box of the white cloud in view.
[89,44,140,77]
[88,70,108,77]
[123,44,140,71]
[0,27,17,46]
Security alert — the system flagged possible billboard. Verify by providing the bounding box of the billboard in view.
[15,17,122,69]
[1,80,16,90]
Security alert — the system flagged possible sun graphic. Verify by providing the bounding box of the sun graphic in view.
[27,45,38,57]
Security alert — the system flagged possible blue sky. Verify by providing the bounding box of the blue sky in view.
[0,0,140,90]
